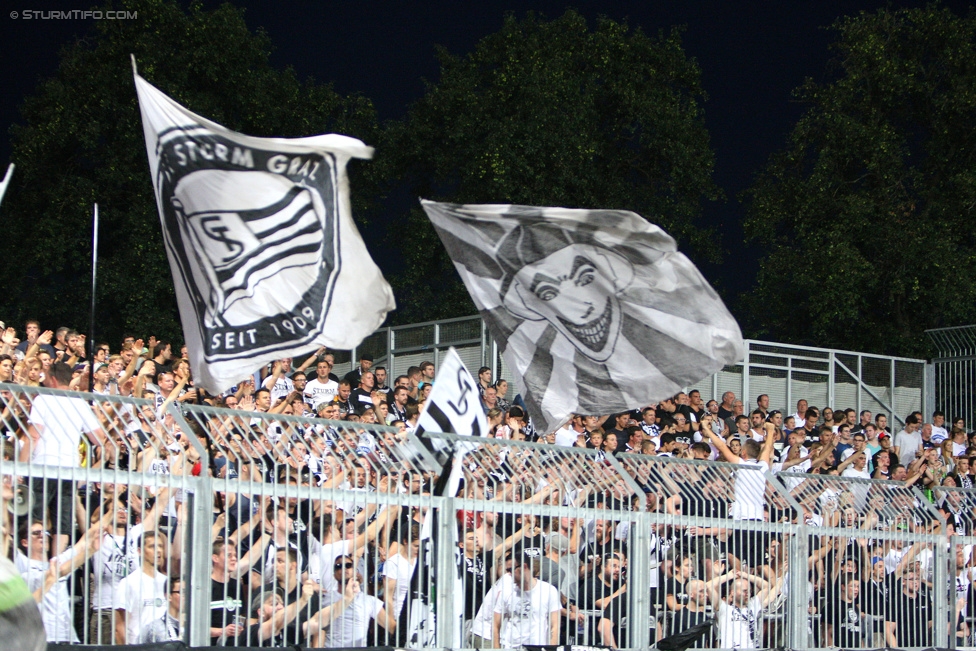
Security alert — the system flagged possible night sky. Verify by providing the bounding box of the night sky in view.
[1,0,971,303]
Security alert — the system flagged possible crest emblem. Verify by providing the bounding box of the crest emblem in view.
[155,130,340,363]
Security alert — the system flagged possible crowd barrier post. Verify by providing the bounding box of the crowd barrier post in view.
[167,403,213,647]
[0,383,207,646]
[786,471,950,650]
[424,432,646,651]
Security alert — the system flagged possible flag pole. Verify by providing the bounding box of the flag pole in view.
[0,163,14,210]
[88,203,99,391]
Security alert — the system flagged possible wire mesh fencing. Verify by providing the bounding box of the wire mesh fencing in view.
[783,472,951,649]
[3,380,971,650]
[0,382,206,646]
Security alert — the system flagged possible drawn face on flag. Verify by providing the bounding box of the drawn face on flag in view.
[503,236,633,362]
[422,201,744,435]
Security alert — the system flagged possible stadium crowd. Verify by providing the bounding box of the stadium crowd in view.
[0,320,975,648]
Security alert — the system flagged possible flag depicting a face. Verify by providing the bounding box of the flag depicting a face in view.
[422,201,744,434]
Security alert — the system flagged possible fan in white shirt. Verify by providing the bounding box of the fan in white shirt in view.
[114,531,169,644]
[304,360,339,410]
[492,555,561,648]
[16,510,113,643]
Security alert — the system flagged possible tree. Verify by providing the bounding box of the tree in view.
[1,0,379,344]
[742,4,976,357]
[383,10,721,323]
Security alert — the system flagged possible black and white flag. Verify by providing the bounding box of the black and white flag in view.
[400,348,481,649]
[422,200,743,434]
[134,70,394,392]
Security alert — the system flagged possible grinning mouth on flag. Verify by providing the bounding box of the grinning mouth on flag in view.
[558,296,613,352]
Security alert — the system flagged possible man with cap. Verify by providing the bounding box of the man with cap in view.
[343,353,373,386]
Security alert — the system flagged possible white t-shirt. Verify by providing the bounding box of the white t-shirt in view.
[91,525,144,610]
[894,429,922,467]
[718,597,763,648]
[383,553,416,618]
[28,394,101,467]
[471,573,513,639]
[932,425,950,444]
[323,591,384,648]
[730,460,769,520]
[16,549,78,642]
[493,578,561,647]
[115,568,168,643]
[304,378,338,409]
[268,375,295,405]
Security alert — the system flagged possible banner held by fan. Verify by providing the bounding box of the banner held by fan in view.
[399,348,482,649]
[421,200,744,434]
[134,60,394,392]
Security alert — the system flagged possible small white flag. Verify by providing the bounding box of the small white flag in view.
[422,200,744,434]
[134,71,394,392]
[416,348,490,440]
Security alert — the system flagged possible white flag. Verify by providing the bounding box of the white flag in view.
[404,348,481,649]
[134,72,394,392]
[422,200,744,434]
[416,348,490,440]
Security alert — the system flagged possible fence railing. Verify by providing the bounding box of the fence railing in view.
[329,315,927,427]
[0,383,967,650]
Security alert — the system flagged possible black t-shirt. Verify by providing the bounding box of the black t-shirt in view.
[244,621,283,647]
[578,575,629,647]
[349,388,374,415]
[281,584,320,644]
[210,577,244,645]
[671,607,712,648]
[894,588,933,648]
[860,575,895,631]
[461,553,492,620]
[665,576,690,608]
[824,595,864,648]
[717,406,734,420]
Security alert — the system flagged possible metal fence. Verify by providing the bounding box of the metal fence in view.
[927,325,976,430]
[329,315,927,426]
[2,382,972,650]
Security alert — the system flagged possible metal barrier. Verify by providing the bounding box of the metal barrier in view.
[927,324,976,430]
[783,472,950,649]
[425,432,649,650]
[2,381,972,650]
[178,401,443,648]
[0,383,208,646]
[615,453,806,650]
[326,314,927,425]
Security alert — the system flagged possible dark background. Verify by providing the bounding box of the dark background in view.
[1,0,971,301]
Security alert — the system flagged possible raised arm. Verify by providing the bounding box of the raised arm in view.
[703,425,740,464]
[759,423,776,466]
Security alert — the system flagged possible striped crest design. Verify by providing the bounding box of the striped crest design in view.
[135,70,394,392]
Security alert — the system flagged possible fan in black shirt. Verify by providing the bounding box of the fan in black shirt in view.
[824,576,864,649]
[577,553,629,648]
[888,571,933,648]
